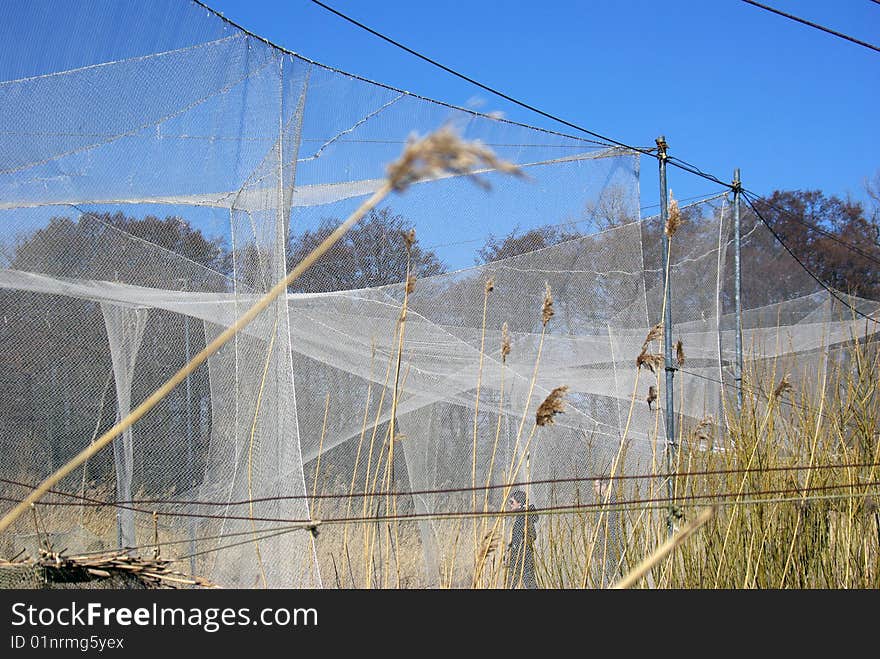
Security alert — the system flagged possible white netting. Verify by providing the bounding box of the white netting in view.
[1,0,877,588]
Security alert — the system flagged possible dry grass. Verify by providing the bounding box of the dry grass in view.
[6,328,878,589]
[302,328,880,589]
[249,281,879,589]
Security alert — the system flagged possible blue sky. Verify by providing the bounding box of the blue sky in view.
[206,0,879,214]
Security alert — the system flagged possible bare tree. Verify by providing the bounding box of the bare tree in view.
[287,207,446,293]
[580,183,640,232]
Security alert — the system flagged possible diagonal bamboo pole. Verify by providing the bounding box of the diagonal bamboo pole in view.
[611,505,715,589]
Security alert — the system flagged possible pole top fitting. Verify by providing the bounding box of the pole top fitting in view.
[732,167,742,192]
[655,136,668,159]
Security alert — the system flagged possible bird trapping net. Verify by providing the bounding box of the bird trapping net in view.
[0,0,877,588]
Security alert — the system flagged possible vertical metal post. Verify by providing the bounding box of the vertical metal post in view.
[733,168,743,413]
[657,136,677,533]
[184,315,196,576]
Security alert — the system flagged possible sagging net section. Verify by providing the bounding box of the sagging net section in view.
[0,0,877,588]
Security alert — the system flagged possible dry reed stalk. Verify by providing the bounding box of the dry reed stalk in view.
[480,322,511,549]
[382,495,399,589]
[779,356,828,587]
[152,512,160,559]
[246,310,281,589]
[472,526,501,587]
[385,244,413,487]
[443,517,465,589]
[708,279,788,587]
[306,475,332,588]
[471,277,494,570]
[355,132,517,586]
[741,518,758,587]
[311,393,332,517]
[364,430,392,587]
[501,410,541,504]
[0,127,522,537]
[612,506,715,589]
[580,355,648,587]
[340,344,376,583]
[372,363,413,587]
[482,385,562,585]
[359,342,397,585]
[390,367,415,588]
[713,352,791,586]
[659,375,692,586]
[504,284,556,494]
[501,386,568,519]
[382,241,418,587]
[378,136,522,583]
[366,364,414,587]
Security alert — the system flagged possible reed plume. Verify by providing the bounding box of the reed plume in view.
[501,322,512,363]
[542,282,554,327]
[536,385,569,427]
[387,126,524,192]
[636,347,663,374]
[647,385,657,411]
[675,339,685,367]
[665,190,682,236]
[402,228,416,251]
[772,373,793,399]
[643,322,663,349]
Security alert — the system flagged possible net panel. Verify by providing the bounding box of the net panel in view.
[0,0,877,588]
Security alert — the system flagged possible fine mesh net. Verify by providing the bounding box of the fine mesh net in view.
[1,0,878,588]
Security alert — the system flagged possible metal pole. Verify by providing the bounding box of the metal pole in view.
[733,168,743,413]
[184,315,196,576]
[657,136,677,534]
